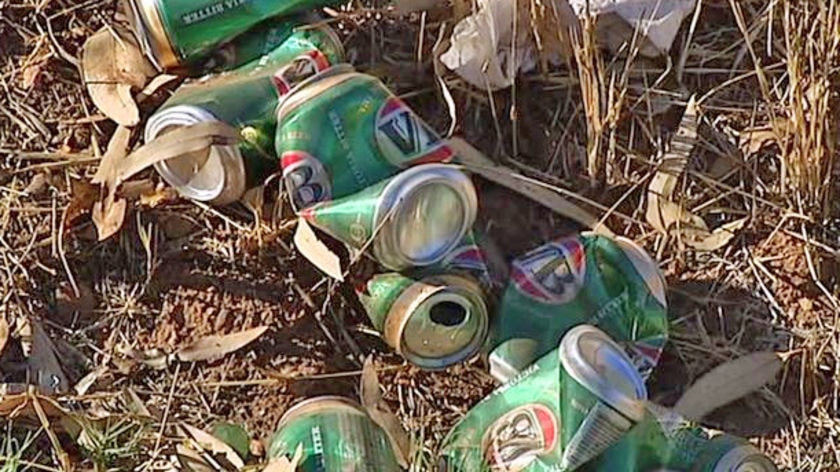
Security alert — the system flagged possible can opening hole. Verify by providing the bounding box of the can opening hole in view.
[430,302,467,327]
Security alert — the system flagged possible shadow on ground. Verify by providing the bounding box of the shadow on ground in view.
[649,279,794,438]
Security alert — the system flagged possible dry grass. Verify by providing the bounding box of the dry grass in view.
[0,0,839,470]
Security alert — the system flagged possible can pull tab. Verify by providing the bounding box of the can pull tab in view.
[273,50,332,96]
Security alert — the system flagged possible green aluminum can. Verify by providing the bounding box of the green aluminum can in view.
[438,325,649,472]
[144,26,342,204]
[276,68,457,211]
[125,0,341,71]
[268,396,401,471]
[300,164,478,271]
[201,16,345,74]
[439,325,778,472]
[424,230,506,293]
[585,403,778,471]
[488,233,669,384]
[356,272,489,369]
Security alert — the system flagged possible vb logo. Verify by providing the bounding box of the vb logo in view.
[375,98,453,166]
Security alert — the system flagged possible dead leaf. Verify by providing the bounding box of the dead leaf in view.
[0,316,8,358]
[646,96,699,233]
[82,25,156,126]
[136,74,180,103]
[65,178,100,228]
[176,326,268,363]
[74,366,107,396]
[87,83,140,126]
[182,424,245,470]
[21,63,43,89]
[0,385,69,422]
[739,119,787,157]
[360,357,410,468]
[643,97,743,251]
[92,126,133,186]
[114,27,157,88]
[114,121,240,187]
[448,137,614,237]
[294,217,344,281]
[27,319,69,392]
[686,218,748,252]
[176,444,217,472]
[674,352,783,422]
[263,443,303,472]
[123,387,156,419]
[92,196,127,241]
[24,172,48,196]
[139,187,180,208]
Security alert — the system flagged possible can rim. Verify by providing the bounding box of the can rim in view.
[145,105,246,205]
[385,274,488,369]
[373,164,478,271]
[709,443,778,472]
[275,65,358,121]
[559,325,648,421]
[276,396,366,430]
[125,0,179,70]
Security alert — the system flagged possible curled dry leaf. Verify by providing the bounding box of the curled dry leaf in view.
[182,424,246,470]
[176,444,216,472]
[82,25,156,126]
[136,74,181,103]
[263,444,303,472]
[176,326,269,363]
[0,384,71,427]
[360,357,410,468]
[0,315,8,358]
[447,137,615,237]
[645,97,746,250]
[113,121,240,186]
[294,217,344,281]
[674,352,783,422]
[92,197,128,241]
[646,96,699,234]
[93,126,133,186]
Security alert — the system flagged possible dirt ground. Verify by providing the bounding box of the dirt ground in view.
[1,0,840,470]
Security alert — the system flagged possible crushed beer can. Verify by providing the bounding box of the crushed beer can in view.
[125,0,341,71]
[426,230,506,293]
[276,67,456,210]
[487,233,668,384]
[268,396,401,471]
[584,403,778,471]
[438,325,779,471]
[204,16,345,74]
[145,29,343,204]
[300,164,478,270]
[356,272,489,369]
[438,325,648,471]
